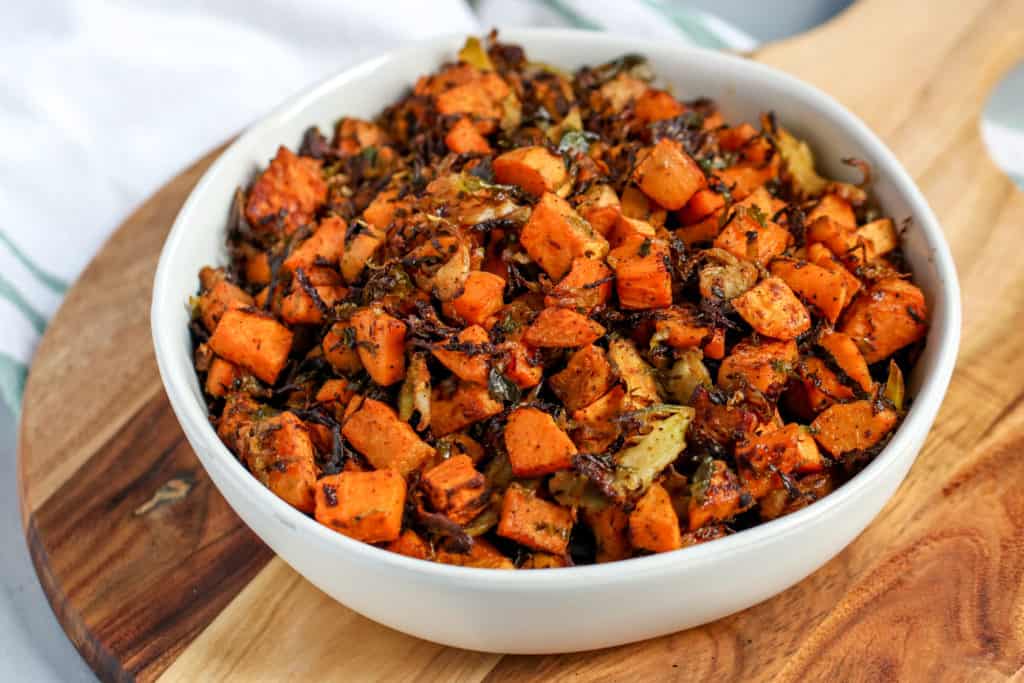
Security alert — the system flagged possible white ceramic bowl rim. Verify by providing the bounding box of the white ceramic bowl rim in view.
[152,28,961,590]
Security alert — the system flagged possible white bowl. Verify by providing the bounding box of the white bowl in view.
[151,30,960,654]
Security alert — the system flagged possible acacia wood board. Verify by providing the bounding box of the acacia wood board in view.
[18,1,1024,680]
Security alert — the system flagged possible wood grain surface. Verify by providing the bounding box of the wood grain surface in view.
[17,0,1024,680]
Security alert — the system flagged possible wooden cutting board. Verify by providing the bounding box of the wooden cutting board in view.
[18,1,1024,680]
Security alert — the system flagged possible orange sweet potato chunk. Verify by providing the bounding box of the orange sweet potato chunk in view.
[634,88,685,123]
[386,529,432,560]
[678,188,725,225]
[322,321,362,375]
[199,278,254,333]
[544,257,612,312]
[521,192,609,279]
[811,400,898,457]
[245,412,317,513]
[629,482,682,553]
[342,398,436,476]
[445,117,492,154]
[245,146,326,234]
[688,459,745,530]
[430,382,504,437]
[608,236,673,310]
[736,423,823,475]
[718,339,798,396]
[731,277,811,340]
[422,454,488,524]
[713,209,792,265]
[654,306,710,349]
[314,469,406,543]
[283,215,347,274]
[818,330,873,393]
[351,306,407,386]
[505,406,577,477]
[633,138,707,210]
[839,278,928,363]
[452,271,506,325]
[340,223,386,284]
[497,485,575,555]
[807,193,856,228]
[576,184,621,236]
[432,324,491,386]
[280,284,346,325]
[549,344,615,412]
[493,146,568,196]
[206,357,241,397]
[584,505,631,563]
[523,307,606,348]
[208,308,293,384]
[769,258,849,324]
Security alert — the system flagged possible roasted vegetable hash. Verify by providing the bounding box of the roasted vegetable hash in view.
[191,34,929,568]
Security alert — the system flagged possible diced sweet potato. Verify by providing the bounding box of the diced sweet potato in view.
[314,470,406,543]
[619,186,666,229]
[335,117,388,156]
[811,400,898,457]
[245,146,326,234]
[718,339,798,396]
[244,412,317,513]
[713,209,792,265]
[691,385,762,446]
[208,308,293,384]
[432,324,491,385]
[608,236,673,310]
[678,188,726,225]
[505,407,578,477]
[800,356,855,411]
[584,505,631,563]
[283,216,347,274]
[857,218,898,260]
[703,327,726,360]
[576,184,621,236]
[340,223,386,283]
[654,306,710,349]
[688,459,747,530]
[676,208,725,246]
[244,248,272,286]
[731,277,811,340]
[322,321,362,375]
[716,159,778,200]
[629,482,682,553]
[609,213,658,248]
[634,88,685,123]
[386,529,432,560]
[633,138,707,210]
[199,279,254,333]
[436,537,514,569]
[493,146,567,196]
[445,116,492,154]
[430,382,504,437]
[819,331,873,393]
[217,393,261,455]
[502,341,543,389]
[521,192,609,279]
[422,454,488,524]
[351,306,407,386]
[280,284,346,325]
[806,216,860,266]
[435,72,510,133]
[807,242,862,301]
[523,307,605,348]
[544,257,612,312]
[206,357,241,397]
[362,188,401,231]
[736,423,823,475]
[572,385,628,453]
[608,337,661,405]
[549,345,615,412]
[769,258,849,323]
[839,278,928,363]
[451,270,506,325]
[807,193,856,228]
[497,485,575,555]
[342,398,436,476]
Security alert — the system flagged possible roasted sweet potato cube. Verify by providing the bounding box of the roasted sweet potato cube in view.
[572,385,628,453]
[493,146,568,196]
[839,278,928,363]
[713,209,792,265]
[208,308,293,384]
[629,482,682,553]
[435,72,510,133]
[505,407,577,477]
[342,398,435,476]
[351,306,407,386]
[718,339,798,396]
[576,184,621,236]
[654,306,710,349]
[335,117,388,156]
[583,505,631,563]
[811,400,898,457]
[497,485,575,555]
[386,529,432,560]
[322,321,362,375]
[502,341,543,389]
[807,193,856,228]
[452,271,506,325]
[549,345,615,412]
[731,277,811,340]
[245,146,326,234]
[688,459,747,530]
[280,284,346,325]
[422,454,488,524]
[703,327,726,360]
[445,116,492,154]
[676,208,724,246]
[736,423,823,475]
[633,138,707,210]
[436,537,514,569]
[608,236,673,310]
[205,357,241,397]
[619,187,666,229]
[217,393,261,455]
[244,412,317,513]
[283,215,347,274]
[362,188,400,231]
[807,216,861,266]
[314,470,406,543]
[340,223,386,283]
[198,278,254,333]
[678,188,726,225]
[521,192,609,279]
[716,157,779,200]
[315,378,354,406]
[691,385,763,447]
[634,88,685,123]
[769,258,849,323]
[609,213,658,248]
[430,382,504,437]
[818,331,873,392]
[432,324,491,385]
[857,218,898,260]
[544,257,612,312]
[800,356,855,411]
[523,307,605,348]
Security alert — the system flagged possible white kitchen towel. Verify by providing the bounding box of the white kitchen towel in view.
[0,0,761,415]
